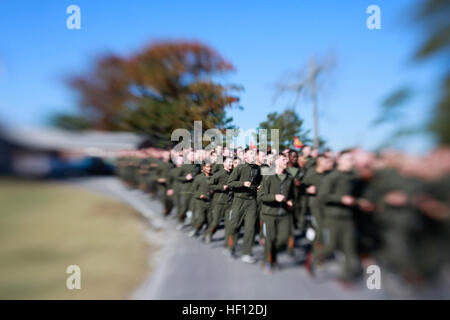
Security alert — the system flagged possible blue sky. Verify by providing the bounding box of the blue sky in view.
[0,0,444,152]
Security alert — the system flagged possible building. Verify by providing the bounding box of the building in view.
[0,125,145,178]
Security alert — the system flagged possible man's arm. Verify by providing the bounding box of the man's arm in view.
[227,166,244,188]
[209,171,224,191]
[258,177,276,203]
[318,174,342,205]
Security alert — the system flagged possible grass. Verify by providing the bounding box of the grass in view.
[0,179,158,299]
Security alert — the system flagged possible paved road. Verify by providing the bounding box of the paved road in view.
[72,177,386,299]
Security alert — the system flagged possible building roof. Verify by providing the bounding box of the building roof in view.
[0,126,145,152]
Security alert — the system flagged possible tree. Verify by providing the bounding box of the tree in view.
[48,113,92,131]
[372,0,450,147]
[371,87,423,148]
[415,0,450,145]
[257,109,310,150]
[67,41,242,147]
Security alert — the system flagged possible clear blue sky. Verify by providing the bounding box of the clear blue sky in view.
[0,0,443,152]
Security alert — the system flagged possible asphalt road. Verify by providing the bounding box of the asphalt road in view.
[72,177,386,299]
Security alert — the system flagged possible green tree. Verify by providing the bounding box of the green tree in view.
[372,0,449,147]
[415,0,450,145]
[257,109,310,150]
[48,113,92,131]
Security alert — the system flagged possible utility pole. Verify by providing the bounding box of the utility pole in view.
[308,56,320,149]
[274,53,334,151]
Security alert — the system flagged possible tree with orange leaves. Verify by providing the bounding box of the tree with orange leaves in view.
[66,41,242,147]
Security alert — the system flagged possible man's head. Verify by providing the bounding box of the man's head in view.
[223,147,231,158]
[323,148,333,159]
[202,162,212,175]
[195,149,205,163]
[316,155,334,172]
[223,157,233,171]
[275,153,288,171]
[352,149,375,177]
[215,145,223,156]
[288,149,298,166]
[176,154,184,167]
[337,151,354,172]
[209,150,218,164]
[162,150,171,162]
[237,147,244,160]
[233,156,242,168]
[302,146,312,158]
[185,148,195,163]
[257,149,266,165]
[244,148,256,164]
[311,148,319,159]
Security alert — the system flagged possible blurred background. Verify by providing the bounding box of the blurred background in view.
[0,0,448,155]
[0,0,448,299]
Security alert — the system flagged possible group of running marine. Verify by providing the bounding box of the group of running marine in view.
[116,144,450,287]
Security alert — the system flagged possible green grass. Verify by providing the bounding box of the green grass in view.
[0,179,157,299]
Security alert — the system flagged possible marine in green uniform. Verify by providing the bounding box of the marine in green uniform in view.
[189,162,213,237]
[146,155,160,196]
[138,154,152,191]
[211,150,223,176]
[296,147,313,234]
[258,153,295,273]
[176,150,201,228]
[286,149,305,253]
[255,149,269,247]
[156,150,175,216]
[227,148,262,263]
[130,153,142,188]
[302,155,334,246]
[312,151,361,281]
[167,153,184,220]
[205,157,234,244]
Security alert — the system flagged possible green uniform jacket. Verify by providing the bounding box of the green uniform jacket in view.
[192,173,212,201]
[147,158,160,178]
[305,157,316,170]
[209,168,232,204]
[177,164,201,194]
[318,169,356,218]
[168,165,182,192]
[139,158,151,176]
[227,163,262,199]
[211,163,222,176]
[155,161,175,188]
[286,165,306,199]
[258,173,295,216]
[303,169,329,209]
